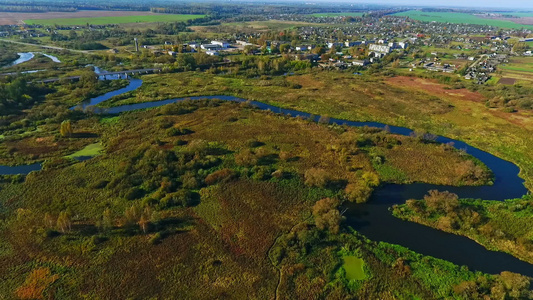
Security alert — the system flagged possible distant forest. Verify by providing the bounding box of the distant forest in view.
[0,0,384,15]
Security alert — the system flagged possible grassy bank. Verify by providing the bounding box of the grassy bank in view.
[393,192,533,265]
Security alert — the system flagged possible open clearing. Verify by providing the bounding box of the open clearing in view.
[498,78,517,85]
[343,256,367,280]
[24,13,205,26]
[385,76,485,103]
[393,10,533,30]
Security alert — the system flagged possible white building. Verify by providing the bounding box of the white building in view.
[369,44,391,54]
[206,50,219,56]
[201,44,220,50]
[211,40,230,48]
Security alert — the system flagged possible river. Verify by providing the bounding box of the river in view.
[4,52,61,67]
[2,75,532,277]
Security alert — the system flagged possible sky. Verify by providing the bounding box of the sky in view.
[309,0,533,9]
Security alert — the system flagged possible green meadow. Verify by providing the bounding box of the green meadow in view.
[393,10,533,30]
[24,14,205,26]
[343,256,367,280]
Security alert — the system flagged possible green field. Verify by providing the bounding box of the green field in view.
[24,14,205,26]
[310,12,364,17]
[393,10,533,30]
[343,256,367,280]
[66,143,103,159]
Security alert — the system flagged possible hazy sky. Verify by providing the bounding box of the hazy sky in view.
[312,0,533,9]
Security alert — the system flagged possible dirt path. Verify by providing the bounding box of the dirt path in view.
[0,38,91,54]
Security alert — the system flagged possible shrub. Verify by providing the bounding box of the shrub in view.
[345,182,373,203]
[166,127,193,137]
[235,149,258,166]
[304,168,330,188]
[204,168,236,185]
[124,187,144,200]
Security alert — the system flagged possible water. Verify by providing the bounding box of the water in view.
[5,52,61,67]
[0,163,41,175]
[2,77,533,276]
[8,52,34,66]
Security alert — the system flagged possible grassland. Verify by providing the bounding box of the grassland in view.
[310,12,364,17]
[95,71,533,191]
[393,10,533,30]
[24,14,205,26]
[0,96,506,298]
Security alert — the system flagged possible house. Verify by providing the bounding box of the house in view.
[345,41,362,47]
[296,45,309,51]
[369,44,391,54]
[327,42,343,49]
[236,40,253,47]
[353,60,369,66]
[201,44,220,50]
[206,50,219,56]
[168,51,177,56]
[398,42,409,49]
[211,40,230,48]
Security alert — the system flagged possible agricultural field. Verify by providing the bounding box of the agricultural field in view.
[393,10,533,30]
[24,13,205,26]
[0,10,168,25]
[498,57,533,83]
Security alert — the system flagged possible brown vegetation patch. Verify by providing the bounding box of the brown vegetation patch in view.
[386,76,485,103]
[498,78,516,85]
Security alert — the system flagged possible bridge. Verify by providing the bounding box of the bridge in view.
[33,68,161,84]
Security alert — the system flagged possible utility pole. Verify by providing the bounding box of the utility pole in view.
[134,38,139,52]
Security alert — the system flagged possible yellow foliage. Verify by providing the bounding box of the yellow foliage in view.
[15,268,59,300]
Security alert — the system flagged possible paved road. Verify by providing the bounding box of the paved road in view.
[0,38,91,54]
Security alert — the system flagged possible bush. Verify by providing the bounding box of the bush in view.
[159,189,197,208]
[166,127,194,137]
[235,149,258,166]
[125,187,144,200]
[304,168,330,188]
[205,168,237,185]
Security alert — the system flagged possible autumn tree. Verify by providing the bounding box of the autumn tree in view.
[345,172,380,203]
[424,190,459,214]
[56,211,72,233]
[312,198,342,234]
[60,120,72,137]
[304,168,330,188]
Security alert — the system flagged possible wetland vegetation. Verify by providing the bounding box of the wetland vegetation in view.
[1,1,533,298]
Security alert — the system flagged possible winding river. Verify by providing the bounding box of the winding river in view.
[2,75,533,277]
[4,52,61,67]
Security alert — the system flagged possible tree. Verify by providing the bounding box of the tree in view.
[304,168,330,188]
[101,208,113,231]
[313,198,342,234]
[56,211,71,233]
[43,213,55,229]
[60,120,72,137]
[424,190,459,213]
